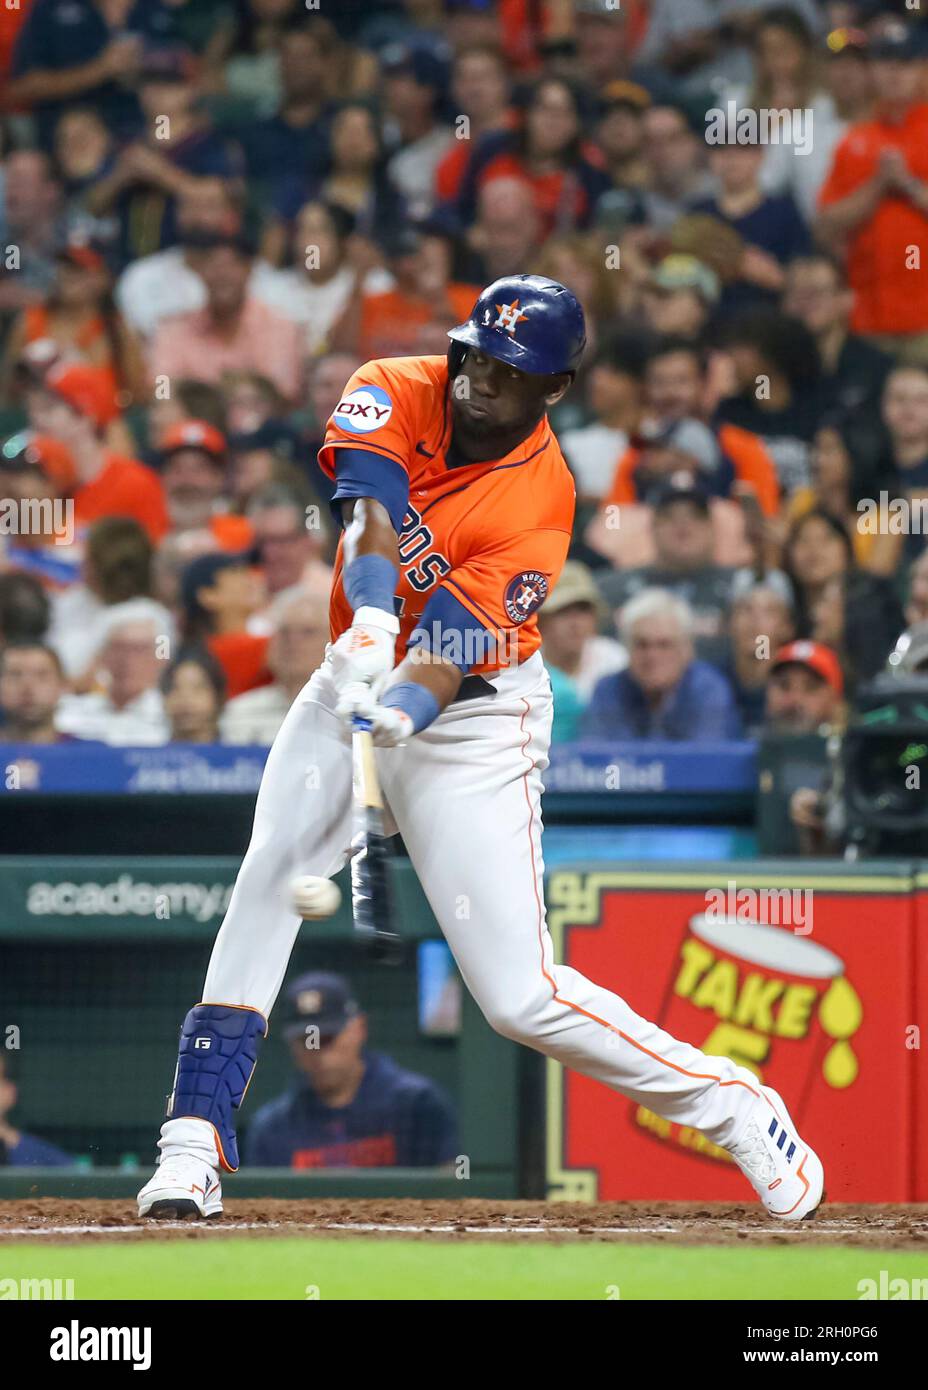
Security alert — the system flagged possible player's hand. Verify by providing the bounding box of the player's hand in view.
[329,609,397,698]
[336,683,413,746]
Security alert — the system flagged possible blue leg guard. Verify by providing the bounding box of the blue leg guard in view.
[166,1004,267,1172]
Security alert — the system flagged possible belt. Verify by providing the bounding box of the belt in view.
[452,674,497,703]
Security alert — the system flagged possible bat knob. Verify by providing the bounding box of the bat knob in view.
[366,931,405,967]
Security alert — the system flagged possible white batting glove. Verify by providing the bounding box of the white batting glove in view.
[336,683,413,747]
[329,606,398,697]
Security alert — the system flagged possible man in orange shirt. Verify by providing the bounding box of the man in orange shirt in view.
[28,362,169,543]
[817,23,928,361]
[137,274,823,1228]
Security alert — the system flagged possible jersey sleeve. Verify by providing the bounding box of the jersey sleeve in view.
[317,363,415,533]
[410,528,571,674]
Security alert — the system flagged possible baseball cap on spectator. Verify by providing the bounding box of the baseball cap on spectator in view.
[771,640,844,696]
[601,80,651,113]
[159,420,227,464]
[381,40,450,91]
[0,431,77,493]
[541,560,608,622]
[138,44,198,84]
[648,255,720,306]
[651,478,712,516]
[281,972,359,1042]
[650,419,724,475]
[44,363,119,430]
[868,22,927,62]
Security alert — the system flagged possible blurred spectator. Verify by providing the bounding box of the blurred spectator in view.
[259,201,393,357]
[0,149,64,313]
[221,371,284,438]
[52,102,116,226]
[538,561,627,743]
[149,235,304,404]
[786,417,895,575]
[638,105,714,231]
[245,971,459,1169]
[764,638,844,733]
[236,18,334,204]
[639,255,720,340]
[48,515,153,681]
[161,646,227,743]
[227,424,309,513]
[157,419,239,542]
[55,597,174,744]
[453,76,610,238]
[823,21,873,126]
[221,586,328,744]
[308,100,406,239]
[906,547,928,627]
[714,308,824,494]
[604,341,782,517]
[725,577,797,734]
[817,23,928,361]
[0,571,51,647]
[333,225,477,361]
[882,363,928,498]
[574,0,636,93]
[180,551,270,698]
[0,1053,72,1166]
[115,179,287,340]
[382,41,453,222]
[781,253,892,418]
[7,0,183,148]
[582,588,743,741]
[635,0,823,99]
[83,45,246,265]
[692,137,810,310]
[0,641,73,744]
[597,483,742,668]
[557,333,648,504]
[1,237,147,408]
[248,483,331,603]
[301,351,362,503]
[734,8,849,225]
[29,362,169,542]
[433,44,514,203]
[594,80,652,191]
[459,175,544,284]
[784,507,905,685]
[202,0,302,119]
[0,431,78,587]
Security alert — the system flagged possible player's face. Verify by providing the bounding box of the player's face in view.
[451,350,568,455]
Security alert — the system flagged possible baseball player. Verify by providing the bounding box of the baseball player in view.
[138,276,824,1221]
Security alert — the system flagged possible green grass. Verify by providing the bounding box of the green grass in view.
[2,1239,927,1300]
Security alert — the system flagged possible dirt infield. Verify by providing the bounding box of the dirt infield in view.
[0,1199,926,1248]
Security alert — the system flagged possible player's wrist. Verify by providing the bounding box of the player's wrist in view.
[343,553,398,617]
[381,681,440,734]
[353,605,400,635]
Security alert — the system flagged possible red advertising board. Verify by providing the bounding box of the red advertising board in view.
[545,867,916,1203]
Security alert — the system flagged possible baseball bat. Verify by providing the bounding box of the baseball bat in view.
[349,716,403,963]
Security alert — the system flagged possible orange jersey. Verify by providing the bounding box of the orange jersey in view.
[318,355,575,677]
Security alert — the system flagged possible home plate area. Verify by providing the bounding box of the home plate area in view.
[0,1199,926,1248]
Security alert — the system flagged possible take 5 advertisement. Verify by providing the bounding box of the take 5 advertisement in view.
[545,866,920,1203]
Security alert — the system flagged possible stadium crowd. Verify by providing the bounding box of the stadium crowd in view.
[1,0,928,750]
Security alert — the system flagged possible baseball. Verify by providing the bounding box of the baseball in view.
[290,875,342,920]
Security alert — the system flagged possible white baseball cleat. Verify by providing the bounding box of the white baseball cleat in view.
[137,1153,223,1220]
[729,1085,824,1221]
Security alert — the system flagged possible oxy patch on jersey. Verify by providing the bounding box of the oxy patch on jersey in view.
[333,385,394,434]
[504,570,549,624]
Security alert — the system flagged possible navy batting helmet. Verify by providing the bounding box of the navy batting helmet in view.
[447,275,587,377]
